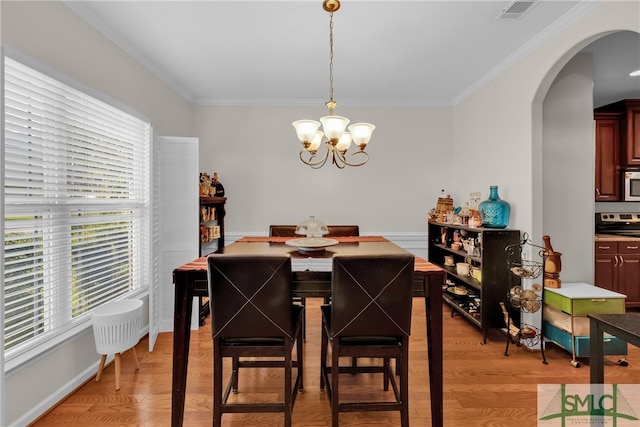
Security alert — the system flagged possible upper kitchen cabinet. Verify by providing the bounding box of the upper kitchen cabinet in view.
[595,112,622,201]
[595,99,640,166]
[621,100,640,166]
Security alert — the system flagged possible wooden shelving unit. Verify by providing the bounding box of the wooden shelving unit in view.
[196,196,226,325]
[428,220,520,343]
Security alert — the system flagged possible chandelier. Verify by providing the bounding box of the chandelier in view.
[292,0,375,169]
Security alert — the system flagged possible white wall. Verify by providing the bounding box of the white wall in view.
[193,105,453,235]
[0,1,193,138]
[1,2,195,426]
[542,53,595,283]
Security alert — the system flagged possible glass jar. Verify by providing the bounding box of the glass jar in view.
[478,186,510,228]
[295,216,329,237]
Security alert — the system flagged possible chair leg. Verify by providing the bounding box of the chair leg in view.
[331,342,340,427]
[114,353,122,391]
[284,340,293,427]
[296,328,304,391]
[131,347,140,370]
[96,354,107,382]
[213,342,223,427]
[400,346,410,427]
[320,318,328,391]
[301,297,306,340]
[383,357,390,391]
[232,356,239,393]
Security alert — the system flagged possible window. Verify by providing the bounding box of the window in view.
[3,57,151,360]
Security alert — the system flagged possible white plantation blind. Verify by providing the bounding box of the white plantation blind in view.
[3,57,151,358]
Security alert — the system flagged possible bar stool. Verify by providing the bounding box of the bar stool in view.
[91,299,143,391]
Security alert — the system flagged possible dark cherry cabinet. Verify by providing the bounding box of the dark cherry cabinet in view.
[594,240,640,308]
[594,99,640,168]
[594,242,617,292]
[617,242,640,306]
[594,113,622,201]
[622,101,640,166]
[594,99,640,201]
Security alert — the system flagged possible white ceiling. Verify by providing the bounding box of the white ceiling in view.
[64,0,640,108]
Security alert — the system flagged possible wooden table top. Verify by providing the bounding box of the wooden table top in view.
[174,236,442,274]
[588,313,640,340]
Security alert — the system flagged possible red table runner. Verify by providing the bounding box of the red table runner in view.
[237,235,388,243]
[174,247,441,275]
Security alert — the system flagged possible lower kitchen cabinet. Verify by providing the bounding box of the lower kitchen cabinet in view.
[594,239,640,307]
[543,282,627,367]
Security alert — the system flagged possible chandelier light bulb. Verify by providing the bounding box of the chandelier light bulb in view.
[292,120,321,143]
[309,131,324,152]
[319,115,350,141]
[336,132,352,152]
[348,123,376,149]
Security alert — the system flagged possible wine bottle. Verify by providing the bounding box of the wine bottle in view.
[499,302,520,342]
[212,172,225,197]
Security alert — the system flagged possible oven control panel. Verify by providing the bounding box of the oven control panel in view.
[597,212,640,223]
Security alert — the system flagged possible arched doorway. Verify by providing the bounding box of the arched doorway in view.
[532,30,640,283]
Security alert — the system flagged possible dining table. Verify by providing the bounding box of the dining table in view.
[171,236,446,427]
[589,312,640,383]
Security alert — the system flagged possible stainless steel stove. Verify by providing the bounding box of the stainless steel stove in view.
[595,212,640,237]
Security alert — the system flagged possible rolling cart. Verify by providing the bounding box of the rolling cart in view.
[543,283,628,367]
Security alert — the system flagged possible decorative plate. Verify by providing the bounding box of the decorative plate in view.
[447,286,468,296]
[285,237,339,252]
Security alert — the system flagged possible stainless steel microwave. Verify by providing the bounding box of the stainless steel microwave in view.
[624,170,640,201]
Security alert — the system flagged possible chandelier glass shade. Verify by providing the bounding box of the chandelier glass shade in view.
[292,0,375,169]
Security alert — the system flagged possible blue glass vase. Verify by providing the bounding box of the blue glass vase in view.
[479,186,510,228]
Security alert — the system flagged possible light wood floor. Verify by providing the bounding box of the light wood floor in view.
[31,299,640,427]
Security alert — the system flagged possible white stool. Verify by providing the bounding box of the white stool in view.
[91,299,143,391]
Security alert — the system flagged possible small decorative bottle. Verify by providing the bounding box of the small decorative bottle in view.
[478,186,510,228]
[212,172,225,197]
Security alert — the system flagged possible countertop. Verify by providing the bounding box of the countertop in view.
[595,234,640,241]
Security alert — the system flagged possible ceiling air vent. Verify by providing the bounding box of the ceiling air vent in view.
[497,0,538,20]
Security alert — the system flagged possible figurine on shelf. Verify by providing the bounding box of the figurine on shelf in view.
[199,172,214,197]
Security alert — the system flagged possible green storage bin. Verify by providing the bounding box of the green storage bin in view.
[543,284,625,316]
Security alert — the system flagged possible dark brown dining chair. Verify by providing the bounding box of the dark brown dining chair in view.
[269,224,360,237]
[320,253,414,427]
[207,253,304,427]
[269,224,360,339]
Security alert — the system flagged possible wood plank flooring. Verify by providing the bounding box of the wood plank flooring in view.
[31,298,640,427]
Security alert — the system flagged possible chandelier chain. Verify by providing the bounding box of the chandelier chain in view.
[327,11,335,114]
